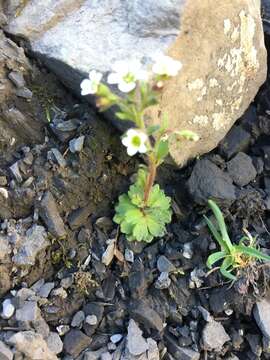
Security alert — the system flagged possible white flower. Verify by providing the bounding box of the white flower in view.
[122,129,148,156]
[152,55,182,77]
[80,70,103,95]
[107,60,148,93]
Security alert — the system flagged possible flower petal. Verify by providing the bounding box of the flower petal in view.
[127,145,138,156]
[89,70,102,82]
[80,79,95,95]
[118,81,136,93]
[107,73,122,85]
[122,136,130,147]
[138,144,147,154]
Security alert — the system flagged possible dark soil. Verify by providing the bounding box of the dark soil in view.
[0,23,270,360]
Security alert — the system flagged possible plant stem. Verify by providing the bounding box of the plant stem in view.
[143,157,157,206]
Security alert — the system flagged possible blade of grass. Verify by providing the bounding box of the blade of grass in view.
[207,251,226,268]
[203,215,228,252]
[208,200,234,252]
[220,257,236,281]
[235,245,270,262]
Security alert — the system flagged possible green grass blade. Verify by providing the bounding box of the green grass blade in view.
[235,245,270,262]
[207,251,226,268]
[203,215,228,252]
[208,200,234,252]
[220,257,236,281]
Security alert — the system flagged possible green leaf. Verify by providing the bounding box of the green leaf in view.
[156,139,169,162]
[175,130,199,141]
[148,185,171,209]
[208,200,234,252]
[116,112,132,121]
[206,251,226,268]
[147,125,160,136]
[125,209,144,225]
[133,220,149,242]
[120,220,134,235]
[146,216,165,237]
[115,194,136,216]
[235,245,270,262]
[220,257,236,281]
[203,215,228,252]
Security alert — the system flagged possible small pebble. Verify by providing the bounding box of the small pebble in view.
[110,334,123,344]
[125,249,134,263]
[69,136,85,153]
[57,325,70,336]
[225,309,234,316]
[85,315,98,326]
[101,352,112,360]
[183,242,193,259]
[1,299,15,319]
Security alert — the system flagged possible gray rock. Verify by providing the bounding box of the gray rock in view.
[31,279,45,293]
[37,282,55,298]
[202,320,230,351]
[0,235,11,261]
[69,136,85,153]
[263,0,270,33]
[165,334,200,360]
[60,276,73,289]
[188,159,236,206]
[51,148,67,168]
[67,206,92,230]
[71,311,85,328]
[12,225,49,266]
[83,347,108,360]
[63,330,91,358]
[227,152,257,186]
[39,191,66,238]
[155,272,171,289]
[16,87,33,99]
[9,161,23,183]
[9,331,57,360]
[4,0,267,166]
[33,317,50,339]
[12,224,50,265]
[0,340,13,360]
[8,71,25,88]
[147,338,159,360]
[127,319,148,356]
[198,306,212,322]
[157,255,175,273]
[254,299,270,339]
[100,352,112,360]
[46,332,63,354]
[16,301,40,322]
[246,333,262,357]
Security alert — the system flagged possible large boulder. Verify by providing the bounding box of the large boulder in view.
[5,0,267,165]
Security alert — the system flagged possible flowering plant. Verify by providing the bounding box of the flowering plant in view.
[81,55,198,242]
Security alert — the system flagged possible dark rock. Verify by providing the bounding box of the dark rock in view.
[129,300,163,332]
[39,191,66,238]
[263,146,270,171]
[100,275,116,301]
[252,157,264,174]
[63,330,91,357]
[227,152,257,186]
[188,159,236,206]
[157,255,176,273]
[254,300,270,339]
[219,126,251,159]
[67,206,92,230]
[128,268,152,297]
[165,333,200,360]
[246,333,262,357]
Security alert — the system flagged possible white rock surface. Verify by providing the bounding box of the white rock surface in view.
[4,0,267,165]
